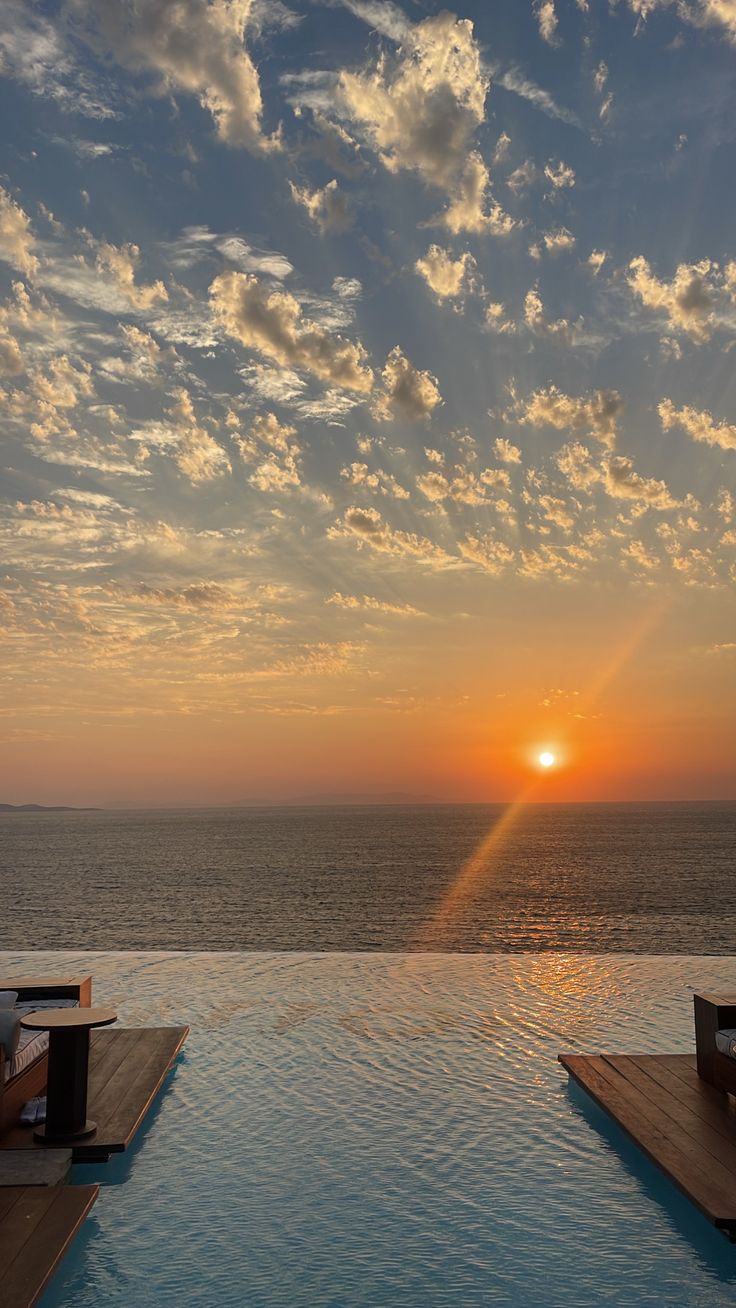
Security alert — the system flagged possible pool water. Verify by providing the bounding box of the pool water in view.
[4,951,736,1307]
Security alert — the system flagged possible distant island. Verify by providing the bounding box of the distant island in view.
[0,803,99,812]
[286,792,440,806]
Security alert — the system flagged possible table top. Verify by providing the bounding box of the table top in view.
[20,1008,117,1031]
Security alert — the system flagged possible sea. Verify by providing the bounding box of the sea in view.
[1,800,734,952]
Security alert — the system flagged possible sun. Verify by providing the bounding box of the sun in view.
[538,751,556,769]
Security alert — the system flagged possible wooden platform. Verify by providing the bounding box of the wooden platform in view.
[1,1026,188,1161]
[560,1052,736,1235]
[0,1184,98,1308]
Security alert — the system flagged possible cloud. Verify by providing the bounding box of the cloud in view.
[327,590,424,616]
[414,245,473,299]
[372,346,442,421]
[167,389,230,483]
[0,1,117,119]
[544,160,575,190]
[332,504,455,566]
[627,256,720,341]
[337,11,487,189]
[588,249,607,276]
[210,270,374,391]
[542,227,576,254]
[659,398,736,451]
[438,152,516,236]
[458,533,515,573]
[535,0,560,45]
[625,0,736,44]
[340,461,409,498]
[0,188,39,278]
[523,286,572,338]
[556,441,601,490]
[0,331,23,375]
[519,385,623,448]
[605,455,681,509]
[490,65,582,128]
[235,410,308,494]
[289,178,353,233]
[92,238,168,310]
[67,0,278,153]
[507,158,538,195]
[494,437,521,463]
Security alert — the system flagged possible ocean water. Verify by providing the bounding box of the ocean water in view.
[0,950,731,1308]
[1,801,734,951]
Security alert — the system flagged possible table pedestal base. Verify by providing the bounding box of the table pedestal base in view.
[34,1119,97,1145]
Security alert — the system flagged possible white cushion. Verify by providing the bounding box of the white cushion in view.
[0,1011,20,1061]
[0,991,18,1008]
[716,1029,736,1060]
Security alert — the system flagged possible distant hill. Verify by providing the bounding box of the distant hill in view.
[0,803,98,812]
[287,792,440,806]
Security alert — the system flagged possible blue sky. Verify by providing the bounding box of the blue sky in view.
[0,0,734,803]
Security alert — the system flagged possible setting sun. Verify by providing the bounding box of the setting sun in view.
[538,752,556,769]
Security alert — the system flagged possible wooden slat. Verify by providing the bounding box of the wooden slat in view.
[1,1184,98,1308]
[0,1185,22,1221]
[93,1027,188,1153]
[560,1054,736,1227]
[604,1056,736,1174]
[628,1056,736,1145]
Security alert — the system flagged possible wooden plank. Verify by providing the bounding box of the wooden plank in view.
[1,1184,98,1308]
[560,1054,736,1228]
[629,1056,736,1145]
[90,1027,188,1154]
[87,1028,142,1103]
[604,1056,736,1174]
[0,1185,22,1221]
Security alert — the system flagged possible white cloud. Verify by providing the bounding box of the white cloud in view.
[438,152,516,236]
[659,398,736,451]
[338,11,487,190]
[373,346,442,421]
[167,389,230,483]
[625,0,736,45]
[627,256,720,341]
[332,504,455,567]
[0,188,39,278]
[542,227,576,254]
[341,462,409,499]
[289,178,353,233]
[507,159,538,195]
[494,437,521,463]
[605,455,680,509]
[544,159,575,189]
[415,245,473,299]
[210,270,374,391]
[327,590,423,616]
[67,0,278,153]
[519,385,623,448]
[92,238,168,310]
[535,0,560,45]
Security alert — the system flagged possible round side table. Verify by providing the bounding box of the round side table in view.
[20,1008,118,1144]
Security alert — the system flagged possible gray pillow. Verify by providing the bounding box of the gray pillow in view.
[0,1010,20,1060]
[0,990,18,1007]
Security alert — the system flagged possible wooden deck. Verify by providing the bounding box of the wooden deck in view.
[560,1052,736,1235]
[1,1026,188,1161]
[0,1184,98,1308]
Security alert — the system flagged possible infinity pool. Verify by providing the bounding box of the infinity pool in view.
[4,952,736,1307]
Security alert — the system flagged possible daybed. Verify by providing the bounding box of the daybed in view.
[0,976,91,1132]
[694,991,736,1096]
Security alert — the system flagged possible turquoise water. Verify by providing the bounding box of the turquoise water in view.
[4,951,736,1306]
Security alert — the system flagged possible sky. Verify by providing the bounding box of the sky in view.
[0,0,734,807]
